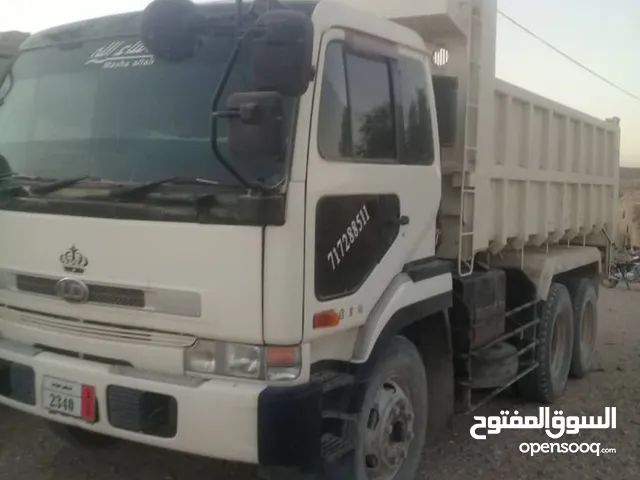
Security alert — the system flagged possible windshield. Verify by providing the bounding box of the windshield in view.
[0,36,293,187]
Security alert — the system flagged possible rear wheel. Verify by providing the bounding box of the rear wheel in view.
[325,336,428,480]
[48,422,118,449]
[519,283,574,404]
[566,278,598,378]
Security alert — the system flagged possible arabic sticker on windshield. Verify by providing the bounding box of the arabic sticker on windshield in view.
[85,40,155,69]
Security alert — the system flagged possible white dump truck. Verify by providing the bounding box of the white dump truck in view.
[0,0,620,478]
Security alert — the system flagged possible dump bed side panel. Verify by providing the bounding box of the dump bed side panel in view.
[475,80,620,255]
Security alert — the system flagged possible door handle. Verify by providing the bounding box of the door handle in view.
[389,215,410,226]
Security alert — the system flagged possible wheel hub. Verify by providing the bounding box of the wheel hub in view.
[364,380,415,479]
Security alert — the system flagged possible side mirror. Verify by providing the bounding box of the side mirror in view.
[225,92,285,160]
[0,154,10,176]
[140,0,205,61]
[252,10,314,97]
[0,71,12,102]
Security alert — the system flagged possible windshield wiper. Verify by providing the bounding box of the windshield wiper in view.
[109,177,221,201]
[0,185,28,198]
[0,173,58,198]
[0,173,55,181]
[20,175,119,196]
[29,176,92,195]
[0,174,120,196]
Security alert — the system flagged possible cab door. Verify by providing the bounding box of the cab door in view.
[302,28,442,342]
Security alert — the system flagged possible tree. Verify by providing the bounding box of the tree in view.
[353,102,394,159]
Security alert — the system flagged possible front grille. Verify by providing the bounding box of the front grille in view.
[16,275,145,308]
[88,284,145,308]
[15,275,55,296]
[4,307,197,348]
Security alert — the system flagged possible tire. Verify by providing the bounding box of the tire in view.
[601,277,618,289]
[325,336,428,480]
[566,278,598,379]
[48,422,118,449]
[519,283,574,404]
[470,342,519,389]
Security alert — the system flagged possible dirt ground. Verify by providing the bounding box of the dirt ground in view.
[1,286,639,480]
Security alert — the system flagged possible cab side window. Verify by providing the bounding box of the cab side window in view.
[398,57,435,165]
[346,51,396,161]
[318,42,396,164]
[317,42,351,160]
[317,40,435,166]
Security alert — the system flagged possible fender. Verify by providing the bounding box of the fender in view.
[306,261,454,467]
[352,261,453,364]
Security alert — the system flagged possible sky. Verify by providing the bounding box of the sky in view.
[1,0,639,166]
[496,0,640,166]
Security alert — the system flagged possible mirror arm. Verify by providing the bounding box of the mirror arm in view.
[211,31,248,111]
[208,32,261,191]
[0,67,15,107]
[235,0,244,39]
[211,109,240,120]
[205,7,301,193]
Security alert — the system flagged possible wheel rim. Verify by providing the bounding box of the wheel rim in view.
[550,311,571,382]
[363,379,415,480]
[580,302,596,367]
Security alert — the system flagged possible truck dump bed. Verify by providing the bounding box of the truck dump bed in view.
[479,80,619,255]
[334,0,621,266]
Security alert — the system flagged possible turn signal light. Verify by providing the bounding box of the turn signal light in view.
[266,346,299,366]
[266,346,301,381]
[313,310,340,329]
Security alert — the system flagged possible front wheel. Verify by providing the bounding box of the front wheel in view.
[326,336,428,480]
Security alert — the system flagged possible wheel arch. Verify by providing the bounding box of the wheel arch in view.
[351,269,452,365]
[553,263,600,298]
[350,270,455,439]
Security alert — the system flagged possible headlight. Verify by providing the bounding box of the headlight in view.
[184,340,217,374]
[184,340,301,381]
[225,343,262,379]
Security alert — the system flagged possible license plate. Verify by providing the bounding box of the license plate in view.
[42,376,96,422]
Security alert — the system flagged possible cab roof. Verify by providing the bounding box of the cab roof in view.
[22,1,319,51]
[22,0,427,56]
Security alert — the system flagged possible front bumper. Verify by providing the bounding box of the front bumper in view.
[0,337,323,469]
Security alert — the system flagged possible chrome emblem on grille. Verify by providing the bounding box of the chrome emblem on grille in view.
[55,278,90,304]
[59,245,89,274]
